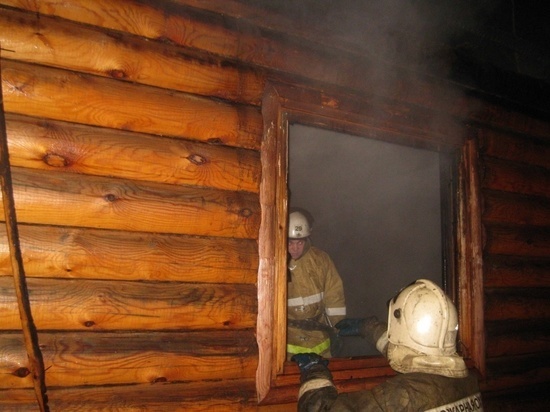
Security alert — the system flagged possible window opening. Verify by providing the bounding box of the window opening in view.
[288,124,451,357]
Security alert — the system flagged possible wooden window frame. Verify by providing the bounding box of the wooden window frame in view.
[256,82,485,404]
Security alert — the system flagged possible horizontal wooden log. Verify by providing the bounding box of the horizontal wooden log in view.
[260,376,392,406]
[0,276,257,330]
[268,82,465,151]
[1,60,263,150]
[478,129,550,169]
[482,190,550,227]
[264,357,428,406]
[484,255,550,288]
[162,1,550,141]
[485,319,550,358]
[485,287,550,321]
[0,167,260,238]
[0,388,37,410]
[484,353,550,381]
[4,0,550,142]
[481,383,550,412]
[0,224,258,283]
[484,224,550,258]
[0,0,366,110]
[0,7,264,106]
[261,357,396,404]
[0,379,259,411]
[280,356,392,380]
[0,330,257,388]
[481,158,550,198]
[5,113,260,194]
[0,0,245,66]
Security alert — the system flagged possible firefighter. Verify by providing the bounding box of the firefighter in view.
[286,210,347,360]
[292,279,483,411]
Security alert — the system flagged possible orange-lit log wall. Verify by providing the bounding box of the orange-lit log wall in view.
[0,1,548,410]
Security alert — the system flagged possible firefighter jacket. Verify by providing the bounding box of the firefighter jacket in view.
[297,365,483,411]
[287,241,346,359]
[296,318,483,411]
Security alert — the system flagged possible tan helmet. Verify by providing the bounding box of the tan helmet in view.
[387,279,459,357]
[288,211,311,239]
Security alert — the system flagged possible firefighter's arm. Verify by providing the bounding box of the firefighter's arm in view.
[336,317,388,355]
[292,353,338,411]
[323,257,347,326]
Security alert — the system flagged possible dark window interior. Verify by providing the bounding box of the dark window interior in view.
[288,124,452,357]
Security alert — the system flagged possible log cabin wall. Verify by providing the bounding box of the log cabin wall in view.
[0,1,264,410]
[0,0,548,411]
[477,125,550,409]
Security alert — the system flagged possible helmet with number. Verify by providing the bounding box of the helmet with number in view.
[288,211,311,239]
[387,279,458,357]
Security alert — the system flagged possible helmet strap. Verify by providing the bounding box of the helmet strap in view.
[387,343,468,378]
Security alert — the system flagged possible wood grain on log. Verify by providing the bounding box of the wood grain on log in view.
[1,379,259,411]
[0,167,260,238]
[1,60,262,150]
[479,129,550,168]
[0,331,257,388]
[485,287,549,321]
[0,277,257,331]
[5,114,260,193]
[0,7,264,105]
[0,224,258,283]
[481,158,550,198]
[486,319,550,357]
[483,191,550,227]
[484,224,550,258]
[484,255,550,288]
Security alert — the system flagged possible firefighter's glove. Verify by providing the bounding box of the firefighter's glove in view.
[336,317,380,338]
[291,353,328,374]
[335,318,364,337]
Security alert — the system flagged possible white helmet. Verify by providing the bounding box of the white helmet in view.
[387,279,458,357]
[288,211,311,239]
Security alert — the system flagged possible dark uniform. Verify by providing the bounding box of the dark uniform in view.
[294,314,483,411]
[297,364,483,411]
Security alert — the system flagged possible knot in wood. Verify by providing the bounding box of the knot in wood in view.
[107,69,127,79]
[239,208,253,218]
[207,137,224,145]
[152,377,167,383]
[43,153,69,167]
[104,193,117,202]
[13,367,30,378]
[84,320,96,327]
[187,153,207,165]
